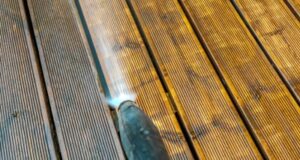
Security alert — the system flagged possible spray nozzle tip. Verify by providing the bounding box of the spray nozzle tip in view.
[106,93,136,109]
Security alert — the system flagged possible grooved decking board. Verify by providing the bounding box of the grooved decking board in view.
[285,0,300,18]
[76,0,193,159]
[233,0,300,101]
[27,0,125,159]
[0,0,56,159]
[180,0,300,159]
[127,0,261,159]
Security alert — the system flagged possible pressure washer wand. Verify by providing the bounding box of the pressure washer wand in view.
[116,100,170,160]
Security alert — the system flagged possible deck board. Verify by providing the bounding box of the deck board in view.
[126,0,261,159]
[180,0,300,159]
[2,0,300,158]
[76,0,194,159]
[0,0,56,159]
[234,0,300,103]
[27,0,125,159]
[285,0,300,19]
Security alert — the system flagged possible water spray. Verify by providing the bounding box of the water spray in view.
[94,33,169,159]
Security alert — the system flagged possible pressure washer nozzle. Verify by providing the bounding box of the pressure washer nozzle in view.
[117,100,170,160]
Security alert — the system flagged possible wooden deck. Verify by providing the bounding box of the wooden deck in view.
[1,0,299,159]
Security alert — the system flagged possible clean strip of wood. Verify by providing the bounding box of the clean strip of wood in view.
[234,0,300,104]
[127,0,262,159]
[76,0,194,159]
[180,0,300,159]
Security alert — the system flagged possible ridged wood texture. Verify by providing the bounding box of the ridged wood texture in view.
[0,0,56,159]
[127,0,261,159]
[76,0,194,159]
[234,0,300,102]
[27,0,125,159]
[285,0,300,18]
[180,0,300,159]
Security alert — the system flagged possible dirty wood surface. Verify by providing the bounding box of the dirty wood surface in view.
[0,0,56,159]
[180,0,300,159]
[27,0,125,159]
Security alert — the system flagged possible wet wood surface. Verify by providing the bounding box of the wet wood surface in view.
[76,0,193,159]
[126,0,261,159]
[180,0,300,159]
[234,0,300,103]
[285,0,300,19]
[1,0,300,159]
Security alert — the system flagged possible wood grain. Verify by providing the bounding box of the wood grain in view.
[0,0,56,159]
[285,0,300,18]
[180,0,300,159]
[234,0,300,103]
[27,0,125,159]
[76,0,194,159]
[127,0,261,159]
